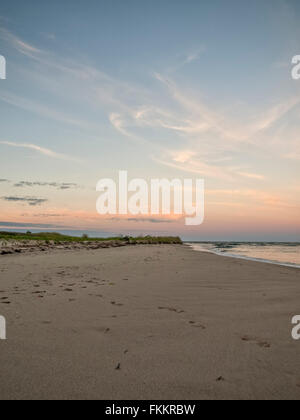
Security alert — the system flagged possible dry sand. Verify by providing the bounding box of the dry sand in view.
[0,244,299,400]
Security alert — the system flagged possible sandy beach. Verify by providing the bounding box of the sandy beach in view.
[0,244,300,400]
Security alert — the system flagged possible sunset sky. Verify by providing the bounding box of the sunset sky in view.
[0,0,300,241]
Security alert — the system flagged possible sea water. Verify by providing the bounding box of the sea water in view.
[187,242,300,268]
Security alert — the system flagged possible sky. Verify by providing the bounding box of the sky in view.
[0,0,300,241]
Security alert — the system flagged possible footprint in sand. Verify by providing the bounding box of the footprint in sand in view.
[257,341,271,348]
[91,326,111,334]
[88,294,103,298]
[189,321,206,330]
[158,306,185,314]
[111,301,124,306]
[241,335,271,348]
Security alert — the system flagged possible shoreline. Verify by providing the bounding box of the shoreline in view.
[187,243,300,270]
[0,244,300,399]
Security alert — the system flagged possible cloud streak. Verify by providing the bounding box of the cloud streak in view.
[1,196,48,206]
[0,221,64,229]
[14,181,79,190]
[0,27,41,57]
[0,141,79,162]
[110,217,175,224]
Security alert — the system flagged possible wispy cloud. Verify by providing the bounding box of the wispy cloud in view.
[183,46,206,65]
[251,97,300,133]
[0,27,41,57]
[235,172,265,180]
[165,46,206,74]
[0,140,79,162]
[1,26,299,189]
[0,91,96,132]
[0,27,151,137]
[206,188,300,210]
[110,72,300,181]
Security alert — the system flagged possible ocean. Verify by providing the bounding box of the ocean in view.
[187,242,300,268]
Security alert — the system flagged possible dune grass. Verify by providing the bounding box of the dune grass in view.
[0,231,182,245]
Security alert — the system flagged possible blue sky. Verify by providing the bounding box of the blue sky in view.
[0,0,300,240]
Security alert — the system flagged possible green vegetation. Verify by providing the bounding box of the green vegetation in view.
[0,231,182,245]
[128,235,182,244]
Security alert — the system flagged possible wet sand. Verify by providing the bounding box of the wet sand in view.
[0,244,300,400]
